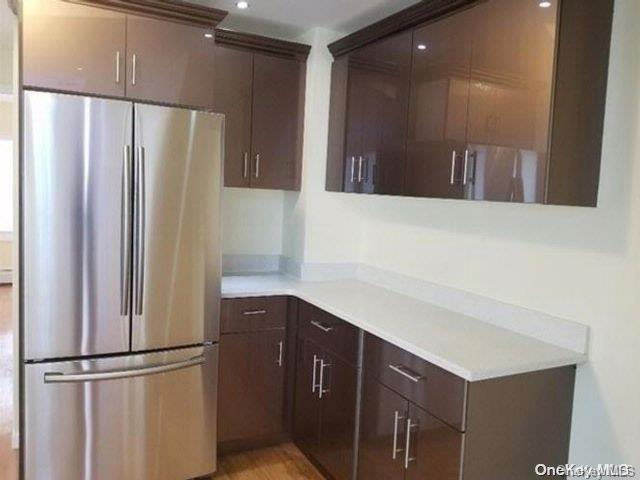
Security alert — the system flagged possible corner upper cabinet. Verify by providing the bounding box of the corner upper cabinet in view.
[212,46,253,188]
[125,16,216,108]
[327,32,412,195]
[213,31,309,191]
[326,0,614,206]
[22,0,225,108]
[23,0,127,97]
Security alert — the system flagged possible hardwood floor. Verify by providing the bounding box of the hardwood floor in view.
[213,443,325,480]
[0,285,17,480]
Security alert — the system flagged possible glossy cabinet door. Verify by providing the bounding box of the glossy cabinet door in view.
[404,403,463,480]
[293,339,323,458]
[251,53,304,190]
[358,378,408,480]
[346,32,413,195]
[463,0,557,203]
[126,16,216,108]
[343,61,365,193]
[316,351,358,480]
[23,0,126,97]
[218,330,286,443]
[213,46,254,188]
[405,9,473,199]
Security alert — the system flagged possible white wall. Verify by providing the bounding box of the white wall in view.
[291,0,640,470]
[222,188,286,255]
[282,28,362,266]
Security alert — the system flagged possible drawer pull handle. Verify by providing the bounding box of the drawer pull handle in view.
[392,410,404,460]
[243,309,267,316]
[388,364,424,383]
[310,320,334,333]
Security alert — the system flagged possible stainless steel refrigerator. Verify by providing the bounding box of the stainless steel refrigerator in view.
[22,90,223,480]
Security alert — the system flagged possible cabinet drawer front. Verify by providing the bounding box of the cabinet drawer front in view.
[298,302,359,366]
[364,334,467,431]
[221,296,288,333]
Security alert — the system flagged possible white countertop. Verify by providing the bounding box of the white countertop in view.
[222,274,587,382]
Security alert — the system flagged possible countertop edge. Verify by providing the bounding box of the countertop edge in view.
[221,281,586,382]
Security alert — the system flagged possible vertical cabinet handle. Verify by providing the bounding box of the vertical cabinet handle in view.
[277,341,284,367]
[243,152,249,179]
[450,150,457,185]
[358,156,364,182]
[255,154,261,179]
[312,355,320,393]
[120,145,132,316]
[404,419,418,469]
[132,54,137,86]
[115,51,121,84]
[463,149,470,186]
[318,359,331,399]
[350,156,356,183]
[392,411,404,460]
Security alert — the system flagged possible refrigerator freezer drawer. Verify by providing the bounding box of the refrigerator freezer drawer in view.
[25,345,218,480]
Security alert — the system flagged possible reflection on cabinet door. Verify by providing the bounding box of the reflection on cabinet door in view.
[344,32,412,195]
[126,16,216,108]
[293,339,323,458]
[251,53,304,190]
[218,330,286,443]
[213,47,254,188]
[358,378,408,480]
[23,0,126,97]
[343,66,365,194]
[405,9,473,199]
[316,351,358,480]
[463,144,546,203]
[404,403,463,480]
[464,0,557,203]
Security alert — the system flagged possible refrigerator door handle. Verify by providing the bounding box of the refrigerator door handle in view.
[120,145,132,316]
[43,356,205,384]
[134,146,146,316]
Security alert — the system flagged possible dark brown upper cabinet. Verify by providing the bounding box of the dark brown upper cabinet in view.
[408,0,558,203]
[326,0,614,207]
[405,9,473,200]
[125,16,216,108]
[212,47,253,188]
[23,0,128,98]
[213,31,310,191]
[22,0,225,108]
[342,32,413,195]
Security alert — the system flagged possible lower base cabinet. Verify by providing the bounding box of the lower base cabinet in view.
[221,298,576,480]
[293,337,358,480]
[358,378,462,480]
[218,329,286,445]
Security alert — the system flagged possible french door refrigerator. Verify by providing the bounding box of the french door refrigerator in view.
[22,90,223,480]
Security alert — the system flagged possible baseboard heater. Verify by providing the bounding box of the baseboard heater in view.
[0,269,13,284]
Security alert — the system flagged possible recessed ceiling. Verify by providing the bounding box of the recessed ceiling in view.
[193,0,422,41]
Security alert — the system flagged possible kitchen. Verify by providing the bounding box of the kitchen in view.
[0,0,639,479]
